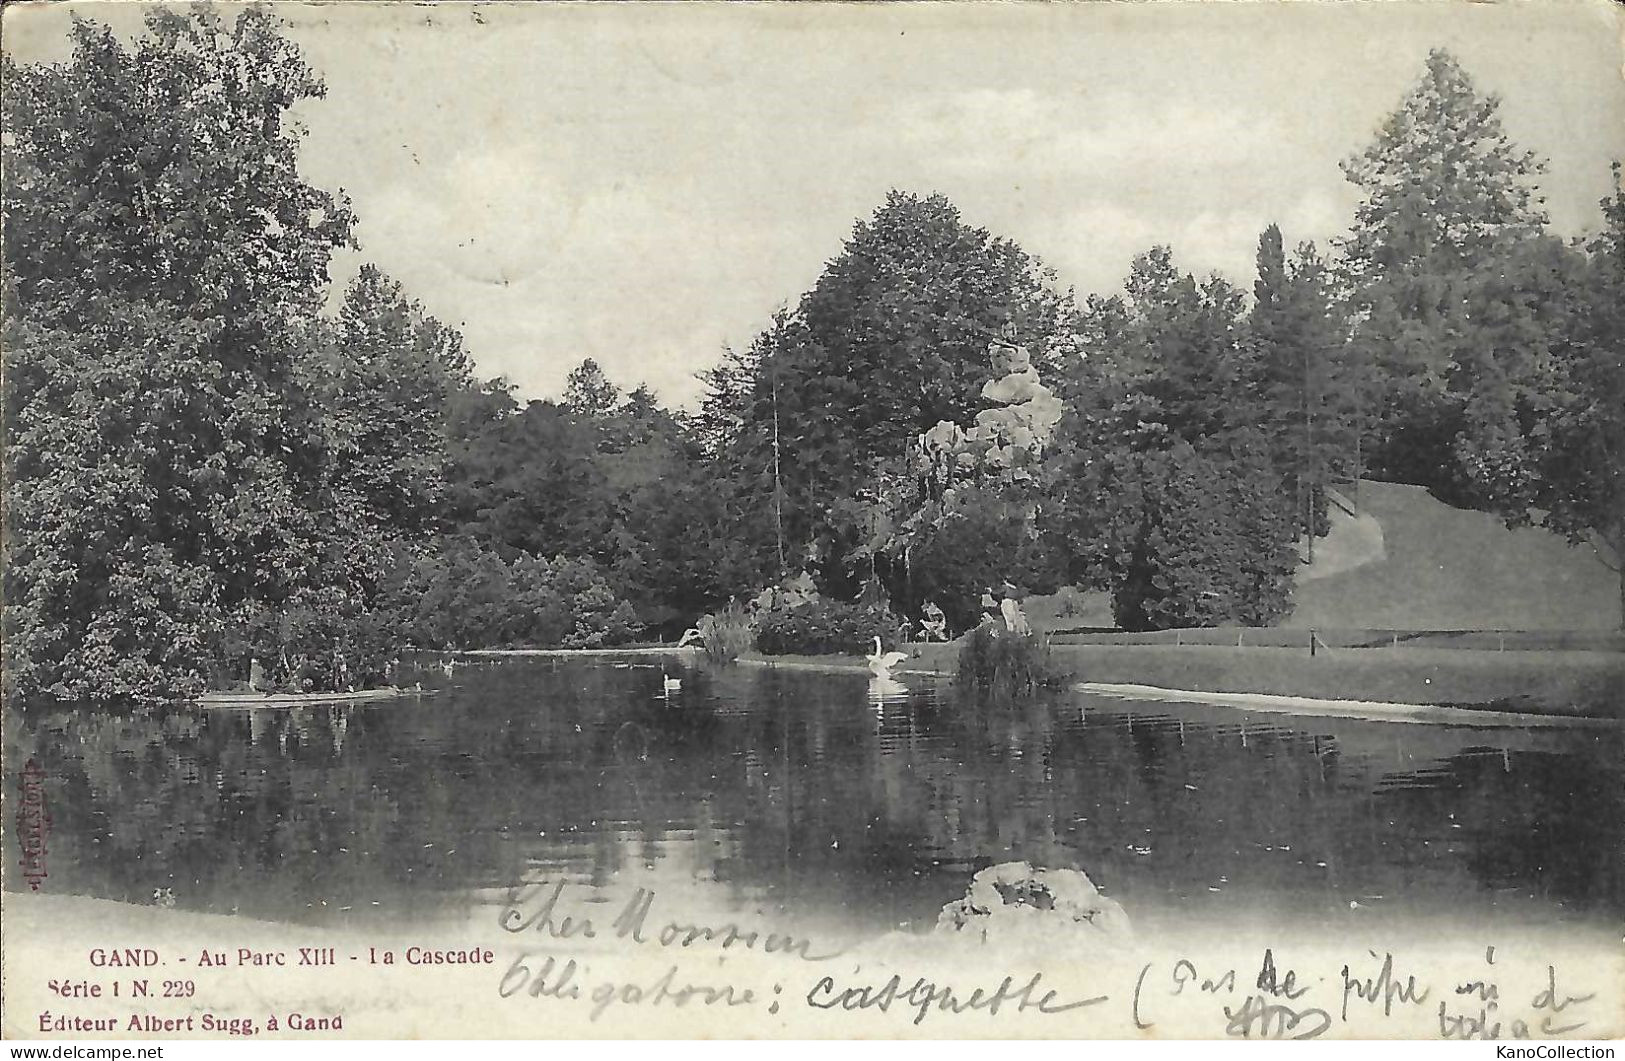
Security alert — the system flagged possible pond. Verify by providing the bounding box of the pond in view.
[6,655,1621,945]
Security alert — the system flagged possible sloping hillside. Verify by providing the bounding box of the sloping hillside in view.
[1286,480,1621,631]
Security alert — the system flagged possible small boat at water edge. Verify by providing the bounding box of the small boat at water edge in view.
[191,686,432,709]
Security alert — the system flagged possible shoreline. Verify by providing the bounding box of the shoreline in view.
[415,641,1623,724]
[193,687,433,709]
[731,653,1620,727]
[906,641,1623,722]
[456,646,694,657]
[1077,681,1620,729]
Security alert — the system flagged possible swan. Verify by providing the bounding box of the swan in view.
[662,670,682,697]
[867,636,908,678]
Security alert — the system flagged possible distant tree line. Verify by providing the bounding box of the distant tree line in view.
[4,10,1621,704]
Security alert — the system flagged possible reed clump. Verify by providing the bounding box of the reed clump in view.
[696,602,756,664]
[955,623,1061,698]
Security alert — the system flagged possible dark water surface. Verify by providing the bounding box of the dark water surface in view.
[7,656,1622,939]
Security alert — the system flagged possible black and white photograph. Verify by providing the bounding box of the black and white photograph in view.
[2,0,1622,1042]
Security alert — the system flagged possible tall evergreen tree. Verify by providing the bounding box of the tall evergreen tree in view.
[320,265,473,537]
[561,357,621,420]
[1339,49,1551,492]
[1250,226,1359,544]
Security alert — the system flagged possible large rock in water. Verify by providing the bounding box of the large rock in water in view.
[936,861,1132,947]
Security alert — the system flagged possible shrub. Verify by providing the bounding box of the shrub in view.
[696,601,756,664]
[955,623,1060,697]
[228,594,396,694]
[904,488,1065,634]
[382,538,643,649]
[754,597,907,656]
[563,582,643,648]
[1053,585,1089,618]
[1107,448,1295,631]
[1057,442,1297,633]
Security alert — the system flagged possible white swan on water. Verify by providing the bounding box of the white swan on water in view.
[867,636,908,678]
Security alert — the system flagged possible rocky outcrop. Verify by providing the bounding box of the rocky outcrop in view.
[936,861,1132,947]
[916,341,1063,482]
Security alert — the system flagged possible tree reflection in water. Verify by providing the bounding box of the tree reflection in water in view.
[5,657,1620,938]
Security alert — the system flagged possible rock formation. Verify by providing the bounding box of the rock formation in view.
[936,861,1132,947]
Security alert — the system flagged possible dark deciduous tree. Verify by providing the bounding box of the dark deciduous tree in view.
[3,7,361,701]
[710,191,1078,588]
[1464,167,1625,625]
[445,401,616,562]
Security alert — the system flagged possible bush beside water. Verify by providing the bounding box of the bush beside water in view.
[956,623,1060,697]
[383,538,642,652]
[696,601,756,663]
[754,598,908,656]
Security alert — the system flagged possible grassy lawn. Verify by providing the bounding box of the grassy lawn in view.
[738,480,1625,719]
[1287,480,1620,631]
[1024,479,1622,638]
[900,642,1624,719]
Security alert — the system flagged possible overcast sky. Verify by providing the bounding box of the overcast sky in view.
[7,1,1624,407]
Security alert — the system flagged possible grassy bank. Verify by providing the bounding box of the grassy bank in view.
[446,642,1621,721]
[899,642,1624,720]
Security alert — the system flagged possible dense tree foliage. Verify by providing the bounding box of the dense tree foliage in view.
[8,19,1622,709]
[903,486,1067,634]
[1046,248,1298,629]
[1250,226,1362,542]
[0,8,649,702]
[1547,170,1625,618]
[702,192,1079,594]
[4,8,364,702]
[442,363,776,633]
[561,357,621,420]
[1331,49,1621,619]
[380,537,639,650]
[1449,169,1625,620]
[1339,49,1559,496]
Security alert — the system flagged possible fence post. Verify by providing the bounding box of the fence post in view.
[1310,629,1317,658]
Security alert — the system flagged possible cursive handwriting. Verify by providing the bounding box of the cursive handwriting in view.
[1255,947,1310,1000]
[499,881,843,961]
[807,969,1108,1026]
[498,951,757,1021]
[1530,964,1595,1037]
[1341,951,1430,1020]
[1223,994,1333,1040]
[1137,945,1602,1041]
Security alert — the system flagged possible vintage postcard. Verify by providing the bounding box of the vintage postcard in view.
[2,0,1622,1043]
